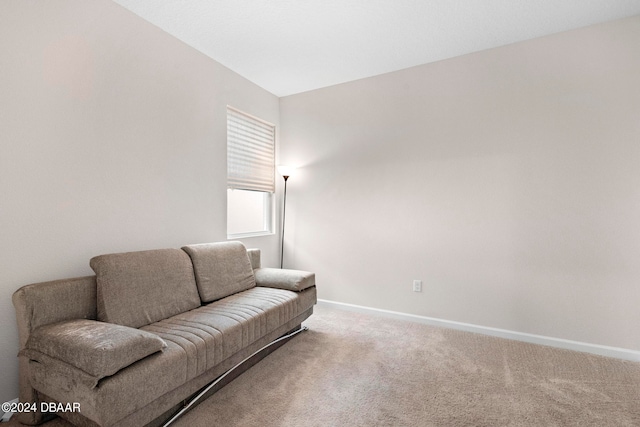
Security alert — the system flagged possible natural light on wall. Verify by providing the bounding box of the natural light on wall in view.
[226,106,275,238]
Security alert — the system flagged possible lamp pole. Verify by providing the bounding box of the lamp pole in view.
[280,174,289,269]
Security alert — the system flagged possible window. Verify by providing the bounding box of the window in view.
[227,106,275,238]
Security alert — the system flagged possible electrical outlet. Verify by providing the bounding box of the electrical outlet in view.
[412,279,422,292]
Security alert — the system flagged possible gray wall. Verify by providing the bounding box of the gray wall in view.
[279,16,640,351]
[0,0,279,403]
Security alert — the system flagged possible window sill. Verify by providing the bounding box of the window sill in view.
[227,231,275,240]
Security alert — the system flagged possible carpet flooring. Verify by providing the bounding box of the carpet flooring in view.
[171,304,640,427]
[10,304,640,426]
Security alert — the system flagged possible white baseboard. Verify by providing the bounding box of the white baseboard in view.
[317,299,640,362]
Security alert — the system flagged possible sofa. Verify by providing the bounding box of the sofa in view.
[12,241,316,427]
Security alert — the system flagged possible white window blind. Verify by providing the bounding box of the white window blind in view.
[227,107,275,193]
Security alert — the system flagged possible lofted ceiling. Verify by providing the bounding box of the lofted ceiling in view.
[112,0,640,97]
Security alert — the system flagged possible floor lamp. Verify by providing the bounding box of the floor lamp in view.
[278,166,295,269]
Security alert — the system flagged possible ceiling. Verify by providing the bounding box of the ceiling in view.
[112,0,640,97]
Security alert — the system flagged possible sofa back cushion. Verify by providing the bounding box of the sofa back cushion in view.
[90,249,201,328]
[182,242,256,303]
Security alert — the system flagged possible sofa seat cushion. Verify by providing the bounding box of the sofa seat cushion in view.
[140,286,315,381]
[90,249,201,328]
[182,242,256,303]
[20,319,166,384]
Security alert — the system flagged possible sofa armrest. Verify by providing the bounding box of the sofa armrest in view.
[20,319,166,381]
[254,268,315,292]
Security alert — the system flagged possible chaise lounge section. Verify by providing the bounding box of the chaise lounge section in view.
[13,241,316,427]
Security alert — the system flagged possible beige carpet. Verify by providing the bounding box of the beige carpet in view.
[10,304,640,426]
[171,304,640,427]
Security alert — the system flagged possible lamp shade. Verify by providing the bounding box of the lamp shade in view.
[277,165,296,178]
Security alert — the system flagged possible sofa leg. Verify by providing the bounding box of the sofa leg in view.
[161,326,309,427]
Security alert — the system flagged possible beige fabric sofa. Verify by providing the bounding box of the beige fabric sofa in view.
[12,242,316,427]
